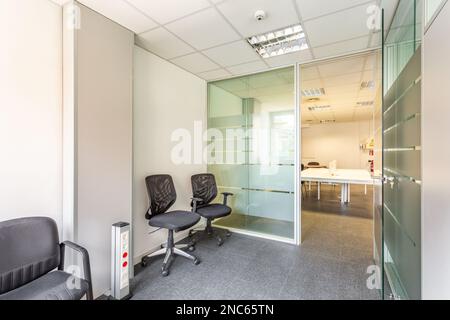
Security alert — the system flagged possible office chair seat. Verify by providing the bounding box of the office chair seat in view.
[149,211,200,232]
[196,204,231,219]
[0,271,89,300]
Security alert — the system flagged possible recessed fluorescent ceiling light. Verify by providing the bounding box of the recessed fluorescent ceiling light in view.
[247,24,308,59]
[302,88,325,97]
[357,101,374,106]
[308,105,331,112]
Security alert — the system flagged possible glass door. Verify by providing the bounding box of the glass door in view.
[207,67,296,241]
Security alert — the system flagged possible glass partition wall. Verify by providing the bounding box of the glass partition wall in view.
[207,67,297,241]
[382,0,422,300]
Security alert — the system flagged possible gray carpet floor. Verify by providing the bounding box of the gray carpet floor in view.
[131,211,380,300]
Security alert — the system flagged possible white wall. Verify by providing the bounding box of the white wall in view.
[301,121,373,169]
[133,46,207,264]
[0,0,62,227]
[66,3,134,297]
[422,0,450,300]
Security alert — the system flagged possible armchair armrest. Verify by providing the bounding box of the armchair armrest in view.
[221,192,234,206]
[191,197,203,212]
[59,241,93,300]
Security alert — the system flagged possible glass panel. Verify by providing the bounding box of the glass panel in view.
[382,0,422,300]
[373,11,384,301]
[207,67,296,240]
[425,0,446,24]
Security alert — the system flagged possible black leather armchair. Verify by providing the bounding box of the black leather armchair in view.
[0,217,93,300]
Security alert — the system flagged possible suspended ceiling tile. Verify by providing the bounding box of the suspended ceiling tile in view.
[198,68,232,81]
[322,72,363,87]
[248,72,288,89]
[363,53,380,70]
[300,66,321,81]
[166,8,240,50]
[370,30,383,47]
[78,0,157,33]
[312,36,370,59]
[127,0,210,25]
[212,78,250,94]
[265,50,313,68]
[217,0,300,38]
[136,28,195,59]
[304,3,376,48]
[318,56,365,77]
[361,69,378,81]
[202,41,261,67]
[170,52,219,73]
[301,79,323,90]
[226,60,268,76]
[295,0,371,21]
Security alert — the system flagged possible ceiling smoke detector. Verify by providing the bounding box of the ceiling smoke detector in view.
[254,10,266,21]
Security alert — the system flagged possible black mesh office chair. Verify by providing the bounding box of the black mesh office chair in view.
[141,175,201,277]
[189,174,233,246]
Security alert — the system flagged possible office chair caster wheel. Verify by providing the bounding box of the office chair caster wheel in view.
[162,270,170,277]
[141,257,148,267]
[188,245,196,252]
[194,258,201,265]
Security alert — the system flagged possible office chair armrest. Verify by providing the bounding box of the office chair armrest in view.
[59,241,94,300]
[191,197,203,212]
[221,192,234,206]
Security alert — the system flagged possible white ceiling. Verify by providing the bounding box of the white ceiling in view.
[209,51,381,124]
[301,51,382,124]
[59,0,398,81]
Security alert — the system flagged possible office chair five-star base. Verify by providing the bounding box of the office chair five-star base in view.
[141,230,200,277]
[189,220,231,247]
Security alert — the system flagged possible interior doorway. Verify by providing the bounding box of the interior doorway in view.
[298,51,383,299]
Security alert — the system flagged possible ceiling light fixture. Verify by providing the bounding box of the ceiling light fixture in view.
[357,101,374,107]
[308,105,331,112]
[360,81,375,89]
[247,24,308,59]
[302,88,325,97]
[320,119,336,124]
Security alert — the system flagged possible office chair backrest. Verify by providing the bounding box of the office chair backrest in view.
[0,217,60,294]
[145,175,177,219]
[308,162,320,166]
[191,173,217,207]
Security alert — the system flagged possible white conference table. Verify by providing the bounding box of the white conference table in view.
[301,168,374,203]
